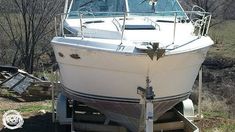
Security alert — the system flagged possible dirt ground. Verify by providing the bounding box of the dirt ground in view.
[0,113,57,132]
[0,96,235,132]
[0,97,61,132]
[195,117,235,132]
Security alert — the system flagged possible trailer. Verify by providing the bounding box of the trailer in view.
[55,93,199,132]
[53,69,203,132]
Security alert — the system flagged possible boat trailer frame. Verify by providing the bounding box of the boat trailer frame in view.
[53,68,204,132]
[55,93,198,132]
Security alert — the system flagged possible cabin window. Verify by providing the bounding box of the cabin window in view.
[68,0,186,18]
[127,0,158,13]
[155,0,186,16]
[128,0,185,16]
[69,0,126,18]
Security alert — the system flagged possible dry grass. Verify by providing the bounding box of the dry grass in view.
[192,89,235,131]
[201,91,229,118]
[196,117,235,132]
[0,97,52,129]
[208,20,235,58]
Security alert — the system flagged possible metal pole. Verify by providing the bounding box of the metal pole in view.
[51,69,55,123]
[137,76,155,132]
[124,0,129,13]
[205,15,212,35]
[172,12,177,44]
[145,76,154,132]
[202,14,206,36]
[121,12,127,44]
[79,13,84,39]
[198,67,202,118]
[54,17,57,36]
[146,101,153,132]
[61,15,65,37]
[64,0,69,16]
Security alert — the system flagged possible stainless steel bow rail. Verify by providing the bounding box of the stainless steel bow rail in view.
[54,10,211,44]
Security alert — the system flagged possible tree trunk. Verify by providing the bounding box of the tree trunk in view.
[11,48,19,66]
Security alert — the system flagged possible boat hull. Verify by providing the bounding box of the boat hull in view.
[62,85,189,131]
[52,40,210,131]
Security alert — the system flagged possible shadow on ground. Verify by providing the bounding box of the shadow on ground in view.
[1,113,70,132]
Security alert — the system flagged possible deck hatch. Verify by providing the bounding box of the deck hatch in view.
[124,25,156,30]
[84,20,104,24]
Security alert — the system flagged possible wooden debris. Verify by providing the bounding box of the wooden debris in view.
[0,65,55,101]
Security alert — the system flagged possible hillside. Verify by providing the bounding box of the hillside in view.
[208,20,235,58]
[192,20,235,131]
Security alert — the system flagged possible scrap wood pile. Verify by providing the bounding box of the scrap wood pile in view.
[0,65,54,101]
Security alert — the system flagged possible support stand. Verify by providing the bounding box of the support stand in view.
[198,67,203,119]
[137,76,155,132]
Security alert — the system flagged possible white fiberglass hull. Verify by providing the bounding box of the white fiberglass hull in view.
[52,37,211,131]
[53,40,209,100]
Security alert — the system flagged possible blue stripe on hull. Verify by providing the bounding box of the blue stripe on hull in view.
[61,85,190,131]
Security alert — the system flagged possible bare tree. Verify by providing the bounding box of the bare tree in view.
[0,0,64,73]
[0,33,12,65]
[224,1,235,19]
[180,0,235,26]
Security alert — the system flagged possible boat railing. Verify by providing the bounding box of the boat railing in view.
[112,18,122,32]
[144,17,161,31]
[54,11,212,43]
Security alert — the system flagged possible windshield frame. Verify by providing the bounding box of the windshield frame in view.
[66,0,187,18]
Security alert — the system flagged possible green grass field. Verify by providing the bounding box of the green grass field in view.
[208,20,235,58]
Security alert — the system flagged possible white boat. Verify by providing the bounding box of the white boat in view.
[51,0,214,131]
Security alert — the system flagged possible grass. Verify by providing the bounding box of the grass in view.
[0,104,51,114]
[203,111,229,119]
[196,101,235,132]
[193,89,235,131]
[0,101,51,114]
[208,20,235,58]
[217,124,235,132]
[200,90,230,118]
[197,20,235,131]
[203,121,235,132]
[0,88,15,97]
[219,124,235,131]
[16,104,51,113]
[201,100,229,119]
[34,71,58,82]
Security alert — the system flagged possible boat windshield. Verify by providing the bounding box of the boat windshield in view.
[69,0,126,18]
[68,0,185,18]
[129,0,185,16]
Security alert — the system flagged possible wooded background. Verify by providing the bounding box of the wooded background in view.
[0,0,234,73]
